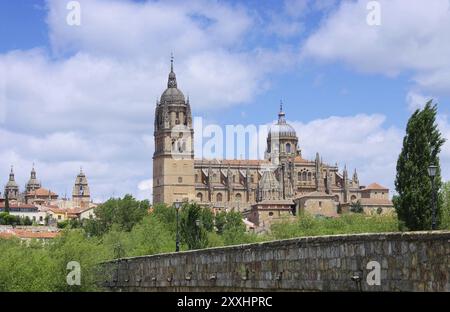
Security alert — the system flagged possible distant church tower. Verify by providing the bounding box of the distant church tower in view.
[72,168,91,207]
[26,164,41,192]
[4,166,19,200]
[153,56,195,204]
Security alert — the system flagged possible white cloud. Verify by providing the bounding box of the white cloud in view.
[1,0,296,201]
[406,91,433,112]
[290,114,404,192]
[302,0,450,93]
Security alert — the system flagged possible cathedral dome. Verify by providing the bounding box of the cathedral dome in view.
[268,105,297,138]
[160,57,186,104]
[160,86,185,104]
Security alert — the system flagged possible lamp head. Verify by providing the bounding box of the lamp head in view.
[173,200,182,210]
[428,165,437,178]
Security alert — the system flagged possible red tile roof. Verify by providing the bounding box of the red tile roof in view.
[363,183,389,191]
[26,188,58,197]
[0,203,36,209]
[0,229,60,239]
[195,159,269,166]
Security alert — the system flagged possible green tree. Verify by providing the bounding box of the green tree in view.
[4,191,10,214]
[84,195,149,236]
[179,203,208,250]
[394,101,446,230]
[214,211,227,234]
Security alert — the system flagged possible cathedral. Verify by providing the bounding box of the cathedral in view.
[153,59,393,222]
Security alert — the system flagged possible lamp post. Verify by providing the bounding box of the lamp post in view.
[173,200,182,252]
[427,165,437,230]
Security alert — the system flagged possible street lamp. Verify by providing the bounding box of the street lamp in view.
[173,200,182,252]
[428,165,438,230]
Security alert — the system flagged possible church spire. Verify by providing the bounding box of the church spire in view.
[31,163,36,179]
[167,53,177,88]
[278,100,286,124]
[9,165,14,181]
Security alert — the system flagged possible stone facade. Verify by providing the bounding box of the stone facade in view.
[101,231,450,292]
[152,60,394,216]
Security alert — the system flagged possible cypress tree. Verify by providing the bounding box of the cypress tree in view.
[394,101,445,230]
[4,191,10,214]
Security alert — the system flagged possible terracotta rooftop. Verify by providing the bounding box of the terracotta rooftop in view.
[195,159,269,166]
[0,203,36,209]
[363,183,389,191]
[293,156,314,163]
[0,229,60,239]
[26,188,58,197]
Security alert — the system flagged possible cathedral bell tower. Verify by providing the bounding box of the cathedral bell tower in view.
[153,57,195,204]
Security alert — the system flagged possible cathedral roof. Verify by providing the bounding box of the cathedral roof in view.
[194,159,269,167]
[160,57,186,104]
[363,183,389,191]
[26,188,57,197]
[268,103,297,138]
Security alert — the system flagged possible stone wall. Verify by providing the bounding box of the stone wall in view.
[101,231,450,292]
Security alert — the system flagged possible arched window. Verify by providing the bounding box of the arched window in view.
[302,172,307,181]
[235,193,242,202]
[307,172,312,181]
[351,195,357,202]
[286,143,291,153]
[216,193,223,202]
[196,193,203,202]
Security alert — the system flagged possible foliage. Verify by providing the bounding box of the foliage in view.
[0,213,33,226]
[350,200,364,213]
[83,195,149,236]
[179,203,209,250]
[270,213,399,240]
[394,101,445,230]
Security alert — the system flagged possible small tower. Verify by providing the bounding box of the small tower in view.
[72,168,91,208]
[26,164,41,193]
[266,102,299,165]
[343,165,349,203]
[4,166,19,200]
[315,152,325,192]
[352,168,359,186]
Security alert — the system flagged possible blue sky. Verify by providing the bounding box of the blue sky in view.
[1,0,449,201]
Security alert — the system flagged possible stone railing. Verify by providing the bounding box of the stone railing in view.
[100,231,450,292]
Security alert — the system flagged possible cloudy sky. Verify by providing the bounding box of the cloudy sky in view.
[1,0,449,202]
